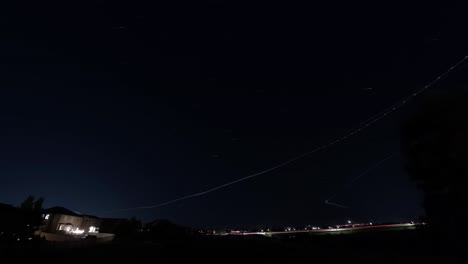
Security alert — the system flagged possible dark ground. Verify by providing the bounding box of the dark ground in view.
[0,229,463,263]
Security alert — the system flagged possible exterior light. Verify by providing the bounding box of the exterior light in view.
[70,228,85,235]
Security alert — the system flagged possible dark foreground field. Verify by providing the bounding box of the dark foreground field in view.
[0,229,463,263]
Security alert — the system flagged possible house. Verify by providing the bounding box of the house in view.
[38,206,114,242]
[41,206,100,235]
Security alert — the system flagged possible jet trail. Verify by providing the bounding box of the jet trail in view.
[324,200,349,209]
[350,154,395,184]
[324,154,394,209]
[106,55,468,213]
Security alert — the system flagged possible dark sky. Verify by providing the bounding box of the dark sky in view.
[1,2,468,227]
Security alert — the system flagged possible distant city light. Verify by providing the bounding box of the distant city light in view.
[369,222,373,225]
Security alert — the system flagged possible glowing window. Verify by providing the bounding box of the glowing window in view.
[58,223,72,232]
[89,226,99,233]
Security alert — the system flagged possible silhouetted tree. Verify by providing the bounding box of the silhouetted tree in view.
[34,197,44,212]
[144,219,194,241]
[108,217,143,239]
[401,91,468,255]
[20,195,35,211]
[19,195,45,238]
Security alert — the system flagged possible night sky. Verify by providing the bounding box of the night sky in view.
[1,2,468,227]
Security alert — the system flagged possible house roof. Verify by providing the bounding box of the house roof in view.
[43,206,81,216]
[43,206,100,219]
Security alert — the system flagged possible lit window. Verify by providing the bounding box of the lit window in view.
[58,223,73,232]
[88,226,99,233]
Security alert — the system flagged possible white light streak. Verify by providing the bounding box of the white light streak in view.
[107,55,468,213]
[350,154,394,184]
[324,154,394,208]
[324,200,349,209]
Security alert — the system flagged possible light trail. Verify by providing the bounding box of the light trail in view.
[349,154,395,184]
[324,200,349,209]
[237,223,418,236]
[324,154,395,208]
[106,55,468,213]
